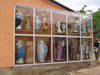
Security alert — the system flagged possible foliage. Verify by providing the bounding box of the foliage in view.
[77,5,100,38]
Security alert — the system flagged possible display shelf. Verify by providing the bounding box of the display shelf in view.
[86,25,91,28]
[15,30,33,33]
[53,32,66,35]
[81,32,92,36]
[35,31,50,34]
[68,32,79,35]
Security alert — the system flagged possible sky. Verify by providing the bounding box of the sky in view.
[55,0,100,12]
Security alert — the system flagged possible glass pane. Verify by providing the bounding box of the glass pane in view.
[68,13,80,36]
[68,38,81,61]
[15,36,33,64]
[35,36,51,63]
[81,15,92,37]
[53,37,67,62]
[35,9,51,35]
[52,11,66,35]
[81,38,92,60]
[15,6,33,34]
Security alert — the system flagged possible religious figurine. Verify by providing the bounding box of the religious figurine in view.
[16,36,25,64]
[87,21,90,26]
[87,21,91,32]
[37,37,47,62]
[61,38,66,60]
[73,18,78,33]
[23,10,31,30]
[57,38,63,59]
[86,46,89,59]
[69,40,74,60]
[61,22,66,32]
[42,11,48,32]
[55,20,61,33]
[15,9,23,30]
[81,42,85,59]
[82,22,86,33]
[35,12,41,31]
[85,21,87,26]
[73,40,76,59]
[46,38,51,61]
[25,37,33,63]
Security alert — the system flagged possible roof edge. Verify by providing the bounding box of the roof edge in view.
[48,0,75,12]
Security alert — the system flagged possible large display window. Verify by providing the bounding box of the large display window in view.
[14,5,93,66]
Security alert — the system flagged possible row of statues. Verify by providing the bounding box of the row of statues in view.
[16,37,51,63]
[16,36,33,64]
[16,36,91,64]
[15,9,91,34]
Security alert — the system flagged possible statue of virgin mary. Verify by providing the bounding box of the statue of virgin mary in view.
[37,37,47,62]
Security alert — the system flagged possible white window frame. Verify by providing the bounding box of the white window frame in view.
[13,4,93,67]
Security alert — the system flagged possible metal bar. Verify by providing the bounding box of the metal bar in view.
[13,5,16,66]
[51,10,53,63]
[33,8,35,64]
[66,13,68,62]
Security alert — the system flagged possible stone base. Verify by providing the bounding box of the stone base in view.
[0,61,100,75]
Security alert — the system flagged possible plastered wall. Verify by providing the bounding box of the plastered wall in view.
[0,0,67,68]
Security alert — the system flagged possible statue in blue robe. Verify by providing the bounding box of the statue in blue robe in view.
[82,23,86,33]
[15,9,23,30]
[16,36,25,64]
[35,12,41,31]
[37,37,47,62]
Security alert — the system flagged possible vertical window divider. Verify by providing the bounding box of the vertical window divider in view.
[66,12,68,62]
[51,10,53,63]
[13,5,16,66]
[91,15,93,60]
[33,8,35,64]
[80,14,82,61]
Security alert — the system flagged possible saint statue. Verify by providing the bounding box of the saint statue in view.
[57,38,63,59]
[61,22,66,32]
[69,39,74,60]
[61,38,66,60]
[37,37,47,62]
[16,36,25,64]
[81,42,85,59]
[24,10,31,30]
[73,40,76,59]
[56,20,61,33]
[73,18,78,33]
[35,12,41,31]
[42,11,48,31]
[25,37,33,63]
[46,38,51,61]
[82,22,86,33]
[15,9,23,30]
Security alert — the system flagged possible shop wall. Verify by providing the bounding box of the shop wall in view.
[0,0,68,68]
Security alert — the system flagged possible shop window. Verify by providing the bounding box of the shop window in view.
[14,5,93,65]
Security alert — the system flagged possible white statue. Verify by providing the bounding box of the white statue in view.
[62,22,66,32]
[73,18,78,33]
[37,37,47,62]
[42,11,48,31]
[15,9,23,30]
[35,12,41,31]
[56,20,61,32]
[25,37,33,63]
